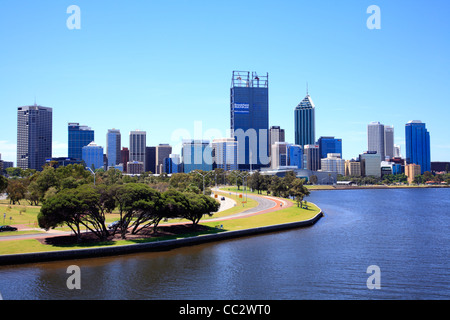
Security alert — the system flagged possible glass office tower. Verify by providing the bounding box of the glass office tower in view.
[230,71,269,170]
[182,140,213,173]
[295,94,315,148]
[68,123,94,161]
[106,129,121,167]
[82,142,104,170]
[405,120,430,174]
[17,105,53,171]
[317,136,342,159]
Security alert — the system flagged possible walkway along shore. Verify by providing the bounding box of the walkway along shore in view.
[0,193,323,266]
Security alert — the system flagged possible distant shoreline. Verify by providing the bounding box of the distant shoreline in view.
[307,184,450,191]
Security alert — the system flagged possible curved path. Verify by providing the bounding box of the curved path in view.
[0,190,292,242]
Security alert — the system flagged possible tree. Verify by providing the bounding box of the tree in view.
[309,175,318,185]
[289,178,310,207]
[0,175,8,194]
[248,171,263,194]
[38,188,85,242]
[183,192,220,226]
[38,184,113,242]
[160,189,191,230]
[6,179,26,205]
[113,183,163,238]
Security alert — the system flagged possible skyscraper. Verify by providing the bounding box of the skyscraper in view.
[230,71,269,170]
[269,126,285,154]
[317,136,342,159]
[145,146,156,173]
[287,144,303,169]
[129,130,146,170]
[367,121,385,160]
[68,123,94,161]
[17,105,52,171]
[156,144,172,174]
[303,144,320,171]
[106,129,121,167]
[82,142,104,171]
[360,151,381,177]
[405,120,430,174]
[182,140,213,173]
[211,138,238,171]
[384,125,394,159]
[294,93,315,148]
[271,142,289,169]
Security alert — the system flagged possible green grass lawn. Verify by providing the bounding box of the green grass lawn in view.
[0,189,321,255]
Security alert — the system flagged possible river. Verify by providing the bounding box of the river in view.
[0,188,449,300]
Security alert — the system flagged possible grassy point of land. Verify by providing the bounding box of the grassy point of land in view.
[0,191,320,255]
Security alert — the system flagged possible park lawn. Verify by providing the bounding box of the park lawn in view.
[203,199,321,231]
[0,203,42,228]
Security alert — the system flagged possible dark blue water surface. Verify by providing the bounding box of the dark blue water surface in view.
[0,188,449,300]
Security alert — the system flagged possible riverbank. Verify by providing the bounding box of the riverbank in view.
[306,184,450,191]
[0,194,322,265]
[0,211,323,266]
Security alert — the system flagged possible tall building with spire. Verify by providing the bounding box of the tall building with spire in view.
[294,90,315,148]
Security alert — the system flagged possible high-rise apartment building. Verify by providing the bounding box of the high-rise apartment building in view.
[405,120,430,174]
[68,123,94,161]
[230,71,269,170]
[106,129,121,167]
[294,93,315,148]
[129,130,146,170]
[17,105,53,171]
[211,138,238,171]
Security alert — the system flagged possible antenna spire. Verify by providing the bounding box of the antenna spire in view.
[306,82,309,96]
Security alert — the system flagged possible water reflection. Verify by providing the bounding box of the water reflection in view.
[1,188,449,300]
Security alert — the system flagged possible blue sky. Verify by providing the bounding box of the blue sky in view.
[1,0,449,163]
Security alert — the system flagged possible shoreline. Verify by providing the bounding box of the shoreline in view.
[0,210,323,266]
[307,184,450,191]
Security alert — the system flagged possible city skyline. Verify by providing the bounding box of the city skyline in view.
[1,1,449,164]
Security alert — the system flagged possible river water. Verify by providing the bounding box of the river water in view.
[0,188,449,300]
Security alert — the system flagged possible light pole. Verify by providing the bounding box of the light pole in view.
[194,170,213,195]
[234,171,249,205]
[86,167,96,185]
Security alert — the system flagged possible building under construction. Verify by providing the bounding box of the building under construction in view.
[230,71,269,170]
